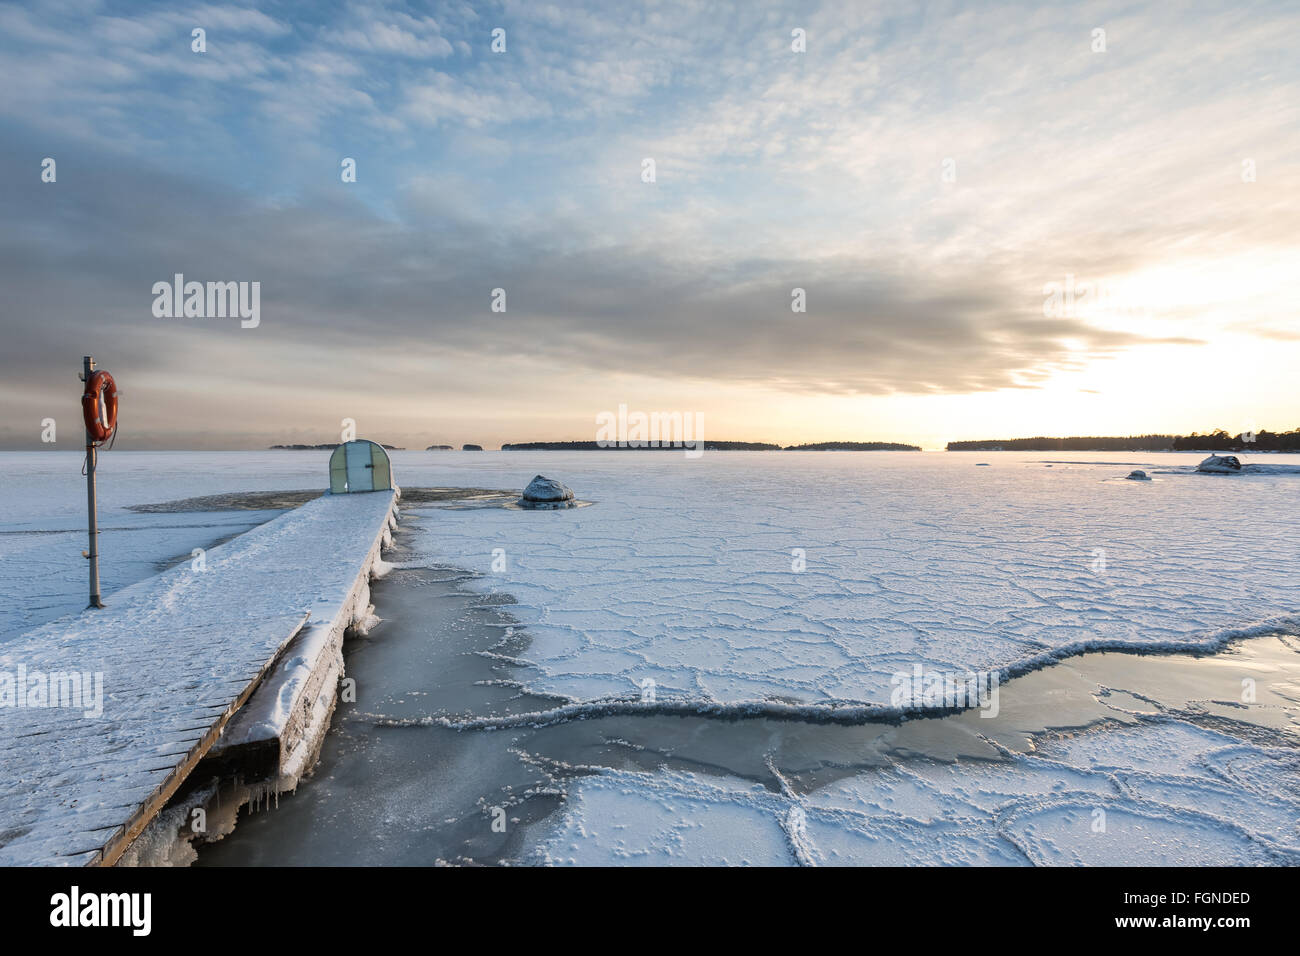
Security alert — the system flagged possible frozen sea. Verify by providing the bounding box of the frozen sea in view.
[3,449,1299,865]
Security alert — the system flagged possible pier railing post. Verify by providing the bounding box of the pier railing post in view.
[83,355,104,609]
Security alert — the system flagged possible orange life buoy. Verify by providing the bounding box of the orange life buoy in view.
[82,370,118,443]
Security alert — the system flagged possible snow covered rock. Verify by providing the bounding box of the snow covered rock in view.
[1125,470,1150,481]
[519,475,576,509]
[1198,454,1242,474]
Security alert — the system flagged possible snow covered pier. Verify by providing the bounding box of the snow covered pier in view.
[0,488,398,866]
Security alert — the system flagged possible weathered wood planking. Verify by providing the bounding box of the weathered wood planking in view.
[0,489,397,865]
[0,612,308,865]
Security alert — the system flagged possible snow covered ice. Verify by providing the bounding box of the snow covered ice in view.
[392,449,1300,866]
[403,450,1300,706]
[3,449,1299,866]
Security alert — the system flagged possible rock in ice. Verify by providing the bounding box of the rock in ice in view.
[1197,454,1242,474]
[519,475,577,509]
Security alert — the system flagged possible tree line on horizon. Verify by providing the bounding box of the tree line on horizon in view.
[269,442,404,450]
[499,440,921,451]
[267,429,1300,454]
[946,428,1300,452]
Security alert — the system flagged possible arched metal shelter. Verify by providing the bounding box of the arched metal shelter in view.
[329,440,393,493]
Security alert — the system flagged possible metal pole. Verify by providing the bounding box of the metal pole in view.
[83,355,104,609]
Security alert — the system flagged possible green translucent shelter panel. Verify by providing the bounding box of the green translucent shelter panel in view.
[370,444,392,489]
[328,440,393,493]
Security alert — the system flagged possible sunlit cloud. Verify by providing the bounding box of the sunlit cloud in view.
[0,0,1296,448]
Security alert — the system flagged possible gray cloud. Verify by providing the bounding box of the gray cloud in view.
[0,122,1203,449]
[5,0,1296,448]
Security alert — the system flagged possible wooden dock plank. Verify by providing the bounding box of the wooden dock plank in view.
[0,612,308,865]
[0,489,396,866]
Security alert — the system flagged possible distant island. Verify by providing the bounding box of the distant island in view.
[270,442,404,450]
[499,440,919,451]
[501,440,781,451]
[784,441,920,451]
[947,428,1300,452]
[272,428,1299,455]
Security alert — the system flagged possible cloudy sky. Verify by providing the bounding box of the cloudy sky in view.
[1,0,1296,450]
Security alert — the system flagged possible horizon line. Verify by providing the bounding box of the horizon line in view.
[3,425,1296,455]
